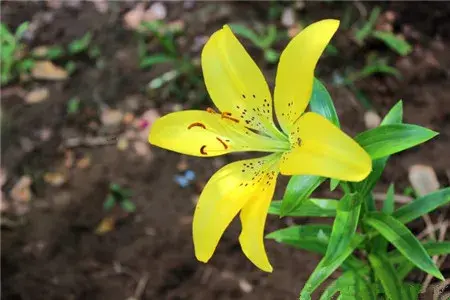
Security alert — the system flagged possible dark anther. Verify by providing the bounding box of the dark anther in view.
[200,145,208,155]
[188,122,206,130]
[216,137,228,149]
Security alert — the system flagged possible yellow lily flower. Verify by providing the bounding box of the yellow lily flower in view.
[149,19,372,272]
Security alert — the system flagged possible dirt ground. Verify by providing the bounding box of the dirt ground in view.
[1,2,449,300]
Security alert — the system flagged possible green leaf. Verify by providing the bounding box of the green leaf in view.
[309,78,340,127]
[326,193,362,255]
[45,46,65,60]
[68,32,92,54]
[321,272,376,300]
[140,54,174,69]
[358,62,401,79]
[266,225,365,271]
[388,241,450,264]
[368,253,408,300]
[228,24,263,48]
[393,188,450,223]
[382,184,395,214]
[355,124,438,160]
[65,61,77,74]
[1,23,15,44]
[14,22,29,39]
[404,283,421,299]
[355,6,381,43]
[280,175,324,216]
[364,212,444,280]
[381,100,403,126]
[372,31,412,56]
[266,224,332,254]
[103,194,116,211]
[388,241,450,280]
[268,198,338,217]
[120,199,136,213]
[330,178,340,191]
[67,97,80,114]
[372,184,395,253]
[355,101,403,196]
[300,236,364,299]
[299,194,363,298]
[263,48,279,63]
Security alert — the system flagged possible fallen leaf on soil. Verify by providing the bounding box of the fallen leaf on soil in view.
[25,87,49,104]
[44,172,66,187]
[76,156,91,169]
[9,176,32,203]
[364,110,381,129]
[95,216,116,235]
[281,7,296,27]
[101,109,123,127]
[31,61,68,80]
[408,164,440,196]
[117,136,129,151]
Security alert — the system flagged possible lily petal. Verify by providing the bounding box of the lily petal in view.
[202,25,285,140]
[193,153,280,265]
[280,112,372,182]
[239,162,278,272]
[274,19,339,134]
[149,110,289,157]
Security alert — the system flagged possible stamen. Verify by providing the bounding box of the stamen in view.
[206,107,217,114]
[200,145,208,155]
[188,122,206,130]
[216,137,228,149]
[221,112,239,123]
[297,137,302,147]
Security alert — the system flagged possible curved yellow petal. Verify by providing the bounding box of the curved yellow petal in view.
[202,25,285,140]
[280,112,372,182]
[274,19,339,134]
[193,153,280,266]
[149,110,289,157]
[239,162,278,272]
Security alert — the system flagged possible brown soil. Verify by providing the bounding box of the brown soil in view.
[1,2,449,300]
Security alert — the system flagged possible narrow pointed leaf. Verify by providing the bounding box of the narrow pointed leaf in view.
[300,236,364,300]
[393,188,450,223]
[355,124,438,160]
[299,194,363,298]
[388,241,450,264]
[355,101,403,197]
[368,253,408,300]
[321,272,376,300]
[266,225,365,271]
[364,212,444,280]
[268,198,337,217]
[372,31,412,56]
[372,184,395,253]
[280,175,325,216]
[309,78,340,127]
[330,178,340,191]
